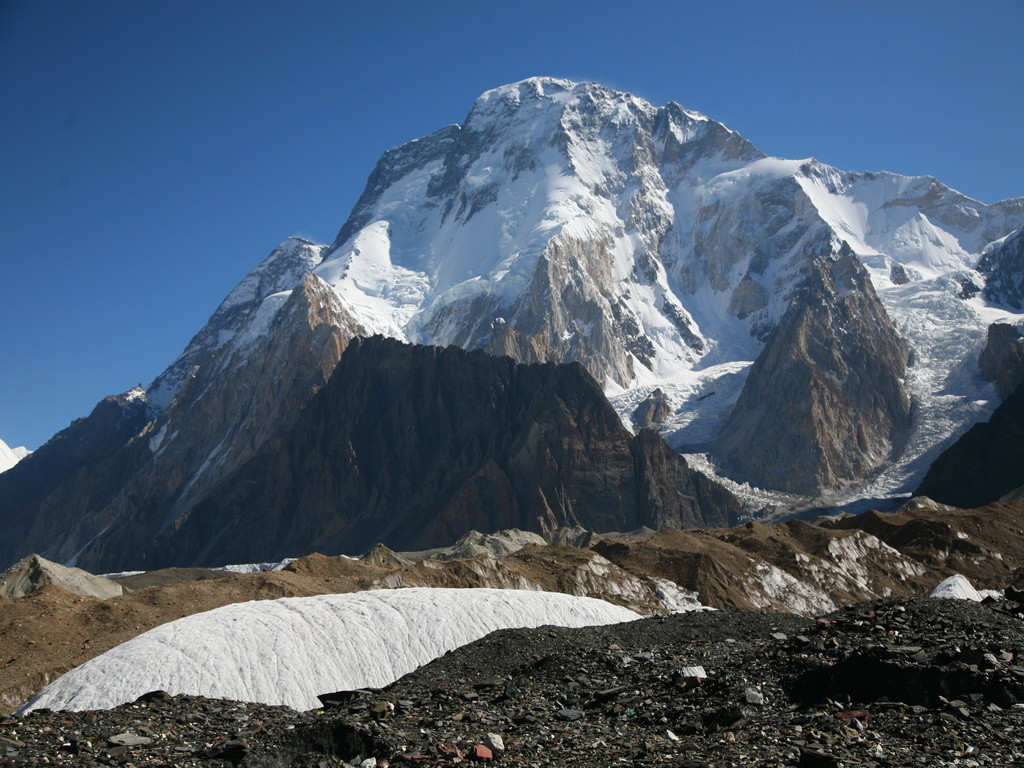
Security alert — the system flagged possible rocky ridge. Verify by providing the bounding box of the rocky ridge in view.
[67,336,740,571]
[0,271,364,571]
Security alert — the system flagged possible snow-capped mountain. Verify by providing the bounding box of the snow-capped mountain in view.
[1,77,1022,571]
[0,439,30,474]
[240,77,1020,498]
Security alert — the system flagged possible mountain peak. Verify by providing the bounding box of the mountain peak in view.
[467,77,716,132]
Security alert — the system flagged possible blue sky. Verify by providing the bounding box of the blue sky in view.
[1,0,1022,450]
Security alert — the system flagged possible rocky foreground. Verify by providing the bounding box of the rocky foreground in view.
[5,596,1024,767]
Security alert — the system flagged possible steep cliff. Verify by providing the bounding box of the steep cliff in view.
[714,246,912,494]
[979,322,1024,400]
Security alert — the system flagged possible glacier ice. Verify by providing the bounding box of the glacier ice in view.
[20,587,639,713]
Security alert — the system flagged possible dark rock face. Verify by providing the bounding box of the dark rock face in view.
[128,337,741,569]
[979,322,1024,400]
[979,228,1024,309]
[631,388,672,429]
[713,246,912,495]
[916,381,1024,508]
[0,274,362,572]
[0,391,149,569]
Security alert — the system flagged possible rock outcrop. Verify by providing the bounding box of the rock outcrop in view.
[979,322,1024,399]
[979,227,1024,310]
[105,337,741,570]
[713,246,912,494]
[915,381,1024,507]
[631,388,672,429]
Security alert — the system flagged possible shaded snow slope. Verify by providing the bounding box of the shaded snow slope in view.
[21,588,639,713]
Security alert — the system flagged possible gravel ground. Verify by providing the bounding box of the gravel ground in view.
[4,597,1024,767]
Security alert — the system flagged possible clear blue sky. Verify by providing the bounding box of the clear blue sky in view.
[1,0,1022,450]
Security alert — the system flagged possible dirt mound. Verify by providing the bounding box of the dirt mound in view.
[434,529,547,560]
[360,544,412,567]
[0,554,123,599]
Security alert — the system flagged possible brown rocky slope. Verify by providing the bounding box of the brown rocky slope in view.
[714,245,912,495]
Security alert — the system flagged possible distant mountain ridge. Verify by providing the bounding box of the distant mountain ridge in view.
[2,77,1022,571]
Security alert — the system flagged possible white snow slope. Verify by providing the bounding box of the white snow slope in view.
[928,574,1002,602]
[20,587,639,713]
[0,438,29,474]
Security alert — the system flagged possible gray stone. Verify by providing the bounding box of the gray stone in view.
[555,709,585,721]
[108,732,153,747]
[483,733,505,752]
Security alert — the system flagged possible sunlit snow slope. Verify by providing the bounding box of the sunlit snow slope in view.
[21,588,639,713]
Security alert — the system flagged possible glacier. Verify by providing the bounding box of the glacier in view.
[20,587,639,713]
